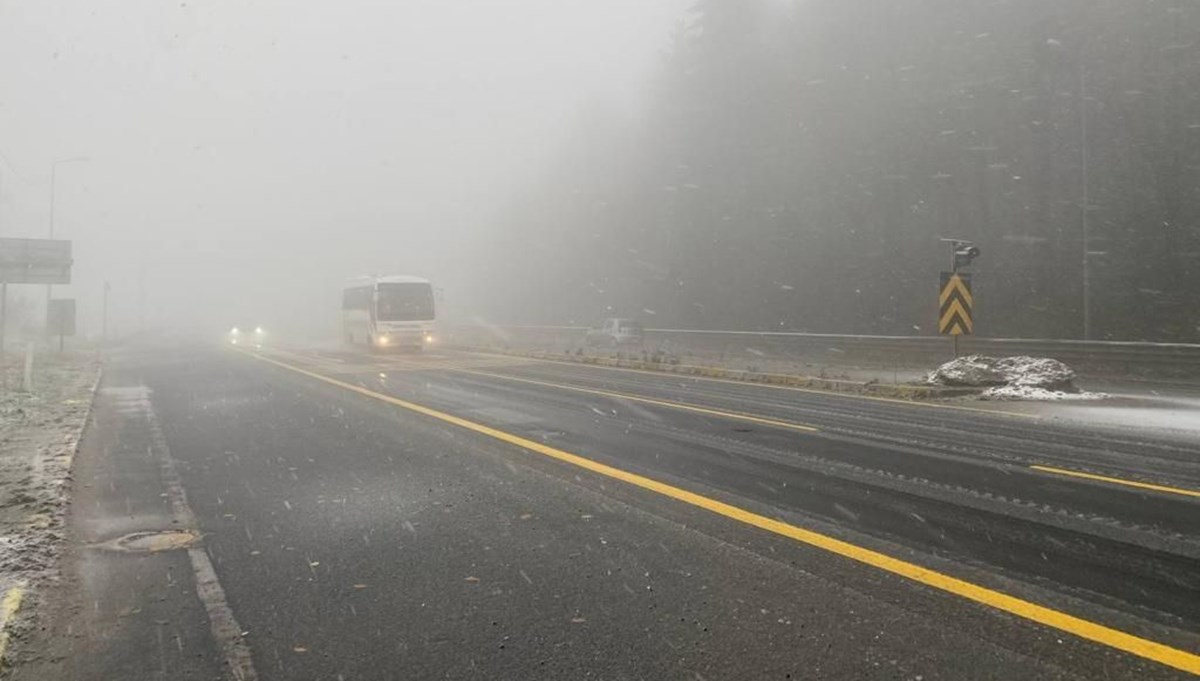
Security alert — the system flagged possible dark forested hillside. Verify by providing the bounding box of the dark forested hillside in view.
[471,0,1200,341]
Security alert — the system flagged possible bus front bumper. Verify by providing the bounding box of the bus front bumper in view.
[374,331,435,348]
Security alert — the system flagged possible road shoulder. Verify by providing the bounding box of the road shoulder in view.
[0,353,99,672]
[6,369,228,680]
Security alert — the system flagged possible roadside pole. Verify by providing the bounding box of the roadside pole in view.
[950,248,958,358]
[0,281,6,358]
[46,156,88,341]
[1,282,6,389]
[138,265,145,335]
[102,281,110,344]
[21,341,33,391]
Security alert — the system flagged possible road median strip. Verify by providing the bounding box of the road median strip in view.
[239,348,1200,676]
[453,346,979,400]
[454,347,1046,418]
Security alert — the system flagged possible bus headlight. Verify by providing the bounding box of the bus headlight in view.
[377,335,389,346]
[424,334,434,344]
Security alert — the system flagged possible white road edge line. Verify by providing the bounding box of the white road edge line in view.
[142,388,258,681]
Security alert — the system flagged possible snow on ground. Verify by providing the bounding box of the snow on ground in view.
[0,354,98,617]
[977,385,1108,401]
[993,356,1077,389]
[1047,397,1200,437]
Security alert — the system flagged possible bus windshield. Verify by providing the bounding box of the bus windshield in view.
[376,282,434,321]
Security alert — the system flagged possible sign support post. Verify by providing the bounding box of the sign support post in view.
[47,299,76,354]
[21,341,33,392]
[0,281,6,358]
[938,239,979,357]
[0,238,73,390]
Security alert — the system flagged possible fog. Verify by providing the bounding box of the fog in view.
[0,0,690,338]
[2,1,1199,344]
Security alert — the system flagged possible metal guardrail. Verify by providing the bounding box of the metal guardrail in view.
[442,325,1200,378]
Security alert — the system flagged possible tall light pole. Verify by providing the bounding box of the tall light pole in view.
[0,149,21,235]
[102,281,110,344]
[0,150,18,356]
[49,156,88,239]
[1080,59,1090,341]
[46,156,89,339]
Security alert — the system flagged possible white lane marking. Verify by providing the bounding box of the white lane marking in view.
[138,386,259,681]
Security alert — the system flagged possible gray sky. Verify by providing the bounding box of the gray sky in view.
[0,0,690,336]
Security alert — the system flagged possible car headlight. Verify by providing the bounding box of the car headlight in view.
[377,336,389,346]
[254,326,264,335]
[424,334,435,344]
[230,327,240,335]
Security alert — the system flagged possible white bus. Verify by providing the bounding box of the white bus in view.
[342,275,436,350]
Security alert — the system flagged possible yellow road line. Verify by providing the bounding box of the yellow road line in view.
[255,347,531,376]
[455,369,820,433]
[1030,465,1200,499]
[0,584,26,668]
[467,351,1039,418]
[243,349,1200,675]
[262,346,340,368]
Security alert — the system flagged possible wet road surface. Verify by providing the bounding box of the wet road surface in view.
[17,343,1200,680]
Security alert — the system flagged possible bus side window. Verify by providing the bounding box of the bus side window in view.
[343,286,371,310]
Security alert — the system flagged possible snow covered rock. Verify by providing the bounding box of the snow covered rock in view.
[927,355,1078,392]
[925,355,1007,387]
[992,356,1077,391]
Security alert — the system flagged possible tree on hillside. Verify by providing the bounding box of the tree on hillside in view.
[472,0,1200,341]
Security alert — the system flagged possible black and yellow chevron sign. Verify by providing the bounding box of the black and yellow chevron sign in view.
[939,272,973,336]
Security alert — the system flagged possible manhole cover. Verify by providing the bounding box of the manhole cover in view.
[94,530,202,553]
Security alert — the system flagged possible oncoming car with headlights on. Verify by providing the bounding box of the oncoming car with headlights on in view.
[227,324,266,348]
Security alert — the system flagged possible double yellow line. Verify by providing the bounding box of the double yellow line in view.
[243,349,1200,675]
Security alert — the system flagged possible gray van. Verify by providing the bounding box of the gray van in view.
[586,318,644,347]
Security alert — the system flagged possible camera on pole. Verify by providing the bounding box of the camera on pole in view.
[954,244,981,271]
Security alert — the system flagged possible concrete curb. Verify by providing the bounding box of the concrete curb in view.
[461,347,979,400]
[67,363,104,470]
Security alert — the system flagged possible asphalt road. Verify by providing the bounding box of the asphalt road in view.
[15,343,1200,680]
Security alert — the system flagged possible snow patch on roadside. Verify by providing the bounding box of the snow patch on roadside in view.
[978,385,1108,401]
[0,358,97,596]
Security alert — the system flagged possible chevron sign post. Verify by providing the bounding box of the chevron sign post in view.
[939,271,973,356]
